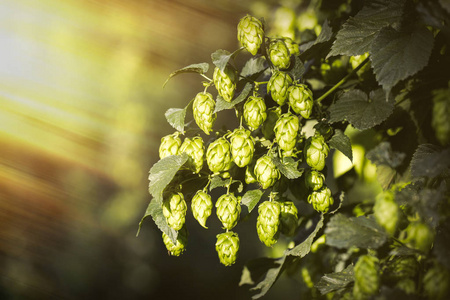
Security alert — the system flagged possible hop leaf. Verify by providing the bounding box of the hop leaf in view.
[159,133,182,159]
[404,221,435,253]
[353,255,380,299]
[254,155,280,189]
[243,95,267,131]
[262,106,282,140]
[230,128,255,168]
[215,193,241,230]
[384,256,419,282]
[191,190,213,228]
[268,39,291,69]
[206,137,233,174]
[257,200,281,247]
[308,186,333,213]
[162,225,188,256]
[279,201,298,236]
[193,92,217,135]
[216,231,240,266]
[288,83,314,119]
[432,84,450,146]
[305,134,330,171]
[162,192,187,231]
[180,136,205,173]
[423,263,450,300]
[267,70,293,105]
[274,113,299,155]
[305,169,325,191]
[213,66,237,102]
[237,15,264,56]
[373,191,399,235]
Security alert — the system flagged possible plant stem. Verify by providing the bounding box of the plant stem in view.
[201,73,213,82]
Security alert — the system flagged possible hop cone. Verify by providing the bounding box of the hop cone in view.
[267,70,293,105]
[283,37,299,56]
[159,133,181,159]
[423,263,450,300]
[432,85,450,146]
[405,221,435,253]
[162,226,188,256]
[206,137,233,174]
[268,40,291,69]
[230,128,255,167]
[191,190,213,228]
[162,192,187,231]
[373,191,399,235]
[307,186,333,213]
[396,278,416,295]
[262,106,282,140]
[305,169,325,191]
[237,15,264,56]
[180,137,204,173]
[254,155,280,189]
[274,113,299,155]
[384,256,418,282]
[213,66,237,102]
[215,231,240,266]
[215,193,241,230]
[243,96,267,131]
[245,161,257,184]
[257,201,281,247]
[288,84,314,119]
[279,201,298,236]
[353,255,380,299]
[305,134,329,171]
[193,92,216,135]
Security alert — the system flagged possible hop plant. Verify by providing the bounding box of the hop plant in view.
[237,15,264,56]
[245,161,257,184]
[308,186,333,213]
[431,84,450,146]
[206,137,233,174]
[193,92,217,135]
[268,39,291,69]
[216,231,240,266]
[162,192,187,231]
[274,112,299,155]
[159,133,182,159]
[254,155,280,189]
[288,83,314,119]
[353,255,380,299]
[162,226,188,256]
[262,106,282,140]
[179,136,204,173]
[230,128,255,167]
[243,95,267,131]
[349,52,371,78]
[279,201,298,236]
[257,200,281,247]
[305,134,329,171]
[423,263,450,300]
[404,221,435,253]
[267,70,293,105]
[384,256,419,282]
[191,190,213,228]
[305,169,325,191]
[373,191,399,235]
[213,66,237,102]
[215,193,241,230]
[283,37,299,56]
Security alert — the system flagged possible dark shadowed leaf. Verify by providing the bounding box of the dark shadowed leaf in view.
[241,57,268,78]
[286,214,324,257]
[316,264,354,295]
[286,56,305,81]
[246,256,289,299]
[163,63,209,87]
[214,82,253,113]
[137,200,178,242]
[329,129,353,162]
[366,141,406,168]
[272,156,303,179]
[410,144,450,179]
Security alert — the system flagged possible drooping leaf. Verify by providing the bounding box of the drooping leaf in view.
[211,48,242,71]
[300,20,334,60]
[286,55,305,81]
[248,256,289,299]
[241,189,264,215]
[209,176,243,193]
[410,144,450,179]
[316,264,354,295]
[329,89,394,130]
[241,57,268,78]
[325,214,388,249]
[165,107,187,133]
[214,82,253,113]
[239,257,281,286]
[286,214,324,257]
[137,200,178,242]
[329,129,353,162]
[375,165,399,190]
[272,156,303,179]
[366,141,406,169]
[163,63,210,87]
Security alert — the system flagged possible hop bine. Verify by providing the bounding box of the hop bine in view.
[307,186,333,213]
[305,134,329,171]
[254,155,280,189]
[206,137,233,174]
[193,92,216,135]
[159,133,181,159]
[268,39,291,69]
[215,231,240,266]
[162,192,187,231]
[215,193,241,230]
[179,136,204,173]
[274,112,299,156]
[162,226,188,256]
[230,128,255,168]
[288,83,314,119]
[213,66,237,102]
[237,15,264,56]
[257,200,281,247]
[353,255,380,300]
[267,70,293,106]
[191,190,213,229]
[243,95,267,131]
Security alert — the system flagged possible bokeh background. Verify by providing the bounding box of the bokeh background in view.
[0,0,316,299]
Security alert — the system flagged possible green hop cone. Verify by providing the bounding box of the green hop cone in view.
[279,201,298,236]
[193,92,217,135]
[215,231,240,266]
[191,190,213,229]
[431,84,450,146]
[404,221,435,253]
[268,40,291,69]
[254,155,280,189]
[305,169,325,191]
[180,136,204,173]
[305,134,329,171]
[230,128,255,168]
[423,263,450,300]
[283,37,299,56]
[215,193,241,230]
[162,226,188,256]
[353,255,380,300]
[206,137,233,174]
[159,133,182,159]
[162,192,187,231]
[213,66,237,102]
[288,83,314,119]
[245,160,257,184]
[307,186,333,213]
[373,191,399,235]
[267,70,293,105]
[257,200,281,247]
[237,15,264,56]
[384,256,419,282]
[243,95,267,131]
[262,106,282,140]
[396,278,416,295]
[274,112,299,155]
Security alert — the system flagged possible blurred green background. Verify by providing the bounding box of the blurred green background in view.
[0,0,316,299]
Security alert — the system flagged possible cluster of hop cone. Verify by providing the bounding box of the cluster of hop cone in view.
[156,15,334,266]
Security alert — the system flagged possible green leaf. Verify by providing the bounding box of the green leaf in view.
[165,108,187,133]
[410,144,450,179]
[209,176,243,193]
[241,57,268,78]
[370,26,434,94]
[286,214,324,256]
[247,256,289,299]
[163,62,209,88]
[241,189,264,214]
[214,82,253,113]
[316,264,354,295]
[272,156,303,179]
[148,153,189,202]
[300,20,334,56]
[375,165,399,190]
[137,200,178,242]
[325,214,388,249]
[329,129,353,162]
[329,89,394,130]
[366,141,406,168]
[211,48,242,71]
[286,55,305,81]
